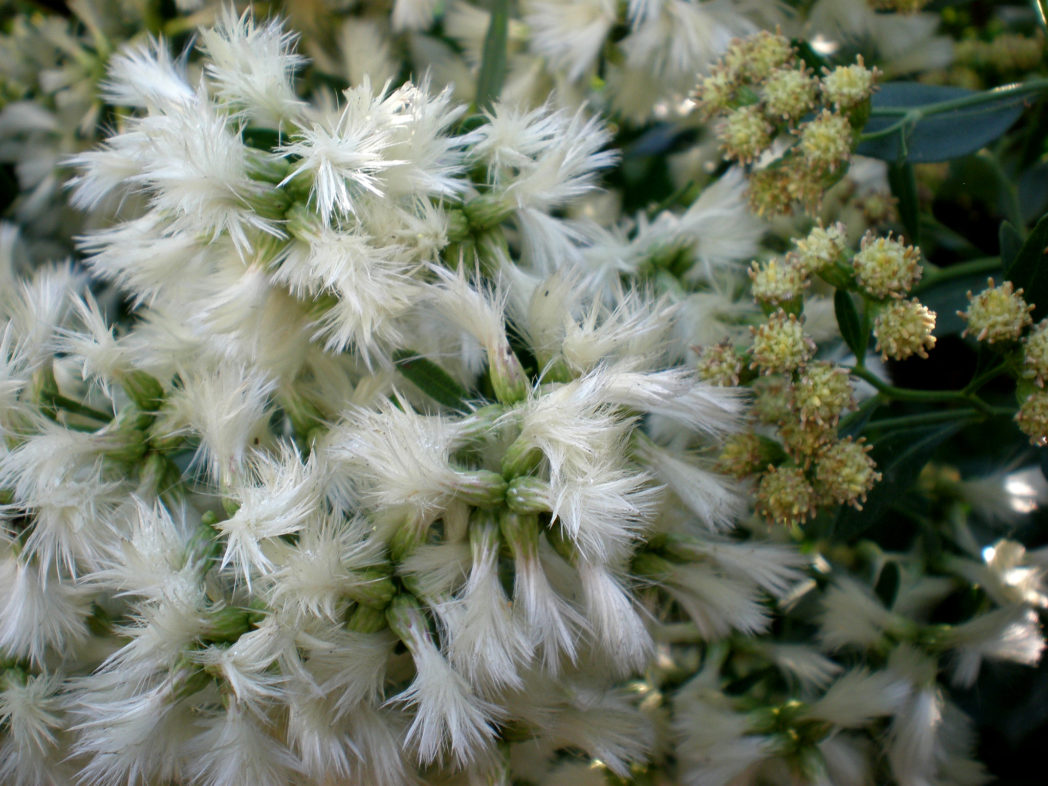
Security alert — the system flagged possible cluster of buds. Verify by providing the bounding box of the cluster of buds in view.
[868,0,931,12]
[695,32,880,216]
[955,33,1045,76]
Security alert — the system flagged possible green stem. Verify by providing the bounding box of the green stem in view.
[863,409,983,431]
[963,363,1010,394]
[848,365,997,415]
[43,393,113,423]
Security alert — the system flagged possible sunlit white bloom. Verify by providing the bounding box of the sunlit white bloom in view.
[672,536,807,599]
[946,607,1046,687]
[279,82,401,224]
[0,546,90,665]
[296,625,394,717]
[546,685,654,777]
[186,700,301,786]
[674,689,773,786]
[805,669,909,728]
[524,0,617,83]
[0,670,69,786]
[818,578,900,650]
[163,363,275,485]
[200,8,306,127]
[386,597,500,767]
[559,288,677,373]
[501,512,584,671]
[101,38,195,111]
[218,445,322,587]
[440,519,530,691]
[3,262,83,370]
[657,559,771,639]
[888,685,943,786]
[577,560,652,672]
[266,514,385,623]
[393,0,440,31]
[399,541,472,600]
[759,643,842,690]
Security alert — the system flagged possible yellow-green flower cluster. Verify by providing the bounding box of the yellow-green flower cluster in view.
[959,279,1033,344]
[695,33,880,216]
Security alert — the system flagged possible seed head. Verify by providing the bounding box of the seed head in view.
[762,67,818,122]
[792,223,847,276]
[720,105,773,164]
[792,362,854,426]
[717,432,768,478]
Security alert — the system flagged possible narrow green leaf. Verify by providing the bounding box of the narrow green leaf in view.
[888,161,920,247]
[474,0,510,112]
[1004,212,1048,322]
[1000,220,1023,269]
[874,561,901,609]
[394,350,470,411]
[834,289,867,363]
[858,83,1027,163]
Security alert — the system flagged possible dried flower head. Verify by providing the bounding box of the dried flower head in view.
[959,278,1034,343]
[717,432,769,478]
[873,298,937,360]
[852,232,922,300]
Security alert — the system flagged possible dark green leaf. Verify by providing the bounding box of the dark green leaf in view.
[242,127,282,151]
[1004,212,1048,323]
[836,421,965,541]
[1000,221,1023,269]
[874,561,901,609]
[394,350,470,411]
[834,289,867,363]
[858,83,1027,163]
[888,161,920,246]
[474,0,509,112]
[1020,162,1048,224]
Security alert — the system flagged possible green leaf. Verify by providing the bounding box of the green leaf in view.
[834,289,867,363]
[874,561,901,609]
[394,351,471,411]
[1004,212,1048,323]
[1000,221,1023,269]
[836,421,965,541]
[888,161,920,246]
[474,0,509,112]
[858,83,1027,163]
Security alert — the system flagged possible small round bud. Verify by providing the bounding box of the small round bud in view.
[793,223,848,276]
[1016,391,1048,446]
[783,158,829,215]
[750,310,816,375]
[798,110,853,172]
[749,256,808,306]
[778,419,835,465]
[724,31,795,83]
[814,437,881,509]
[873,298,937,360]
[1023,321,1048,387]
[748,168,794,217]
[757,465,816,525]
[753,376,793,424]
[695,67,737,118]
[959,278,1034,343]
[852,232,922,300]
[696,340,743,386]
[762,67,818,122]
[820,57,879,109]
[717,432,767,478]
[792,362,854,425]
[720,105,773,163]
